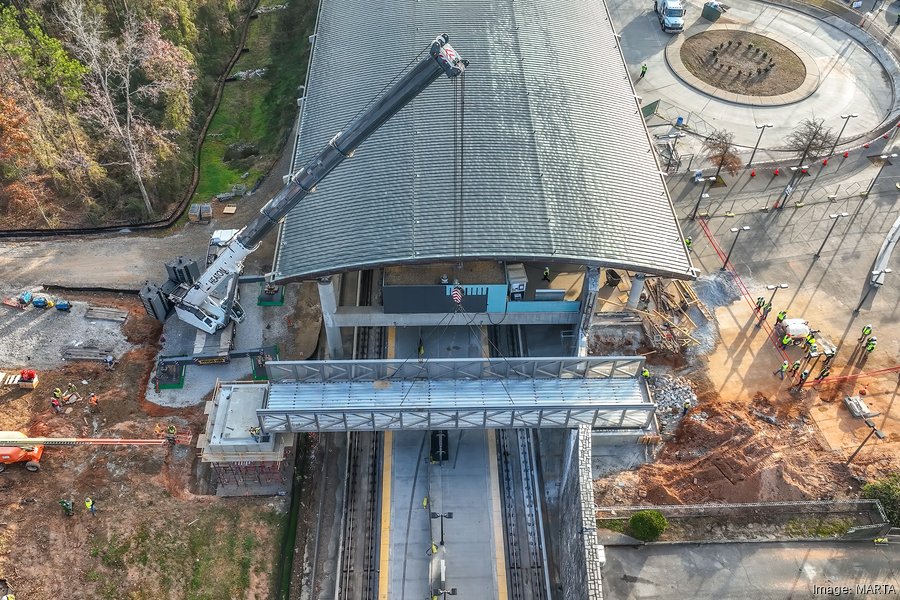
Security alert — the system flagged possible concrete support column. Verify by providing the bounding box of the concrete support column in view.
[626,273,647,309]
[575,267,600,357]
[317,276,344,359]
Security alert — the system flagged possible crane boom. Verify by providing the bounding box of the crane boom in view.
[151,34,467,334]
[0,436,167,447]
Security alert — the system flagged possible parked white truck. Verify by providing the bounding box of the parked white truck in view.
[655,0,686,33]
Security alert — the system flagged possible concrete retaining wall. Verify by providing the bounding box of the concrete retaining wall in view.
[557,426,604,599]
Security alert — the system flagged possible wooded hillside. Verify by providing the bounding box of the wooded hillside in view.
[0,0,247,228]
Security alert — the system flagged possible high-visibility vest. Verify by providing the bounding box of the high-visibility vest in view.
[863,326,872,336]
[782,335,791,345]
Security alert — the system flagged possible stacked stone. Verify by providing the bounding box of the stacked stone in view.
[649,375,698,432]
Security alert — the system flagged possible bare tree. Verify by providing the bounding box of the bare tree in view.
[784,118,836,167]
[56,0,194,215]
[703,129,742,182]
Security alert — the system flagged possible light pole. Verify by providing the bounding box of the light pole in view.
[766,283,789,304]
[830,113,858,156]
[722,226,750,270]
[691,176,716,220]
[864,153,898,195]
[748,123,774,167]
[814,212,849,259]
[431,511,453,546]
[665,132,686,171]
[846,418,886,463]
[433,588,458,598]
[774,165,808,209]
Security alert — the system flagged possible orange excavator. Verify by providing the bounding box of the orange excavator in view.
[0,430,189,473]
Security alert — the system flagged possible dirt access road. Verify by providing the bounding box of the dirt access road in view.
[0,119,297,291]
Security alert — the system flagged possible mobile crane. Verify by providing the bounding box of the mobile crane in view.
[141,34,468,333]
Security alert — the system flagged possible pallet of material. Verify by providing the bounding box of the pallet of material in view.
[85,306,128,322]
[62,347,113,361]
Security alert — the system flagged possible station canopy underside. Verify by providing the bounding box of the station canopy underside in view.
[256,357,655,432]
[272,0,693,283]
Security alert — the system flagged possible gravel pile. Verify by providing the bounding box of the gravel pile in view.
[650,374,698,433]
[0,286,132,369]
[692,271,741,308]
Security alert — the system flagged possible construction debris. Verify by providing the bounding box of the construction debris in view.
[650,374,697,433]
[85,306,128,322]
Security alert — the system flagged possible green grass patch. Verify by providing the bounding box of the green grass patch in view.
[785,517,855,538]
[191,0,319,206]
[598,518,627,533]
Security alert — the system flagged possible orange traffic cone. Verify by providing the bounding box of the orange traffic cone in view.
[773,168,780,176]
[750,169,756,177]
[822,159,828,166]
[843,151,849,158]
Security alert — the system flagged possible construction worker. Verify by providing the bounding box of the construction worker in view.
[682,400,691,415]
[859,324,873,343]
[865,337,877,354]
[823,350,835,366]
[105,355,115,370]
[802,333,815,350]
[789,359,802,376]
[775,310,787,325]
[542,266,551,282]
[755,297,766,312]
[774,360,789,379]
[85,497,95,516]
[88,392,99,408]
[65,382,77,397]
[641,367,650,380]
[59,499,74,517]
[792,370,809,390]
[418,339,425,360]
[52,387,62,400]
[51,397,62,413]
[640,63,648,78]
[684,237,693,253]
[781,333,792,349]
[249,426,262,442]
[762,302,773,319]
[815,366,831,382]
[165,424,177,444]
[422,496,429,510]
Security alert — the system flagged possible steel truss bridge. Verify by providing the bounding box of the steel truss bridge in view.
[240,357,656,433]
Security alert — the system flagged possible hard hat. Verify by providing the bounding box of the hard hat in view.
[687,236,692,241]
[870,336,877,341]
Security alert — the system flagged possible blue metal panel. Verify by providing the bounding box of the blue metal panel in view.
[506,300,581,313]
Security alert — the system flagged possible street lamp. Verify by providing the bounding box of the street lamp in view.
[433,588,458,598]
[665,132,686,171]
[830,113,859,156]
[865,153,899,195]
[691,176,717,220]
[774,165,808,209]
[766,283,789,304]
[431,511,453,546]
[748,123,774,167]
[722,226,750,270]
[846,418,886,463]
[814,212,849,259]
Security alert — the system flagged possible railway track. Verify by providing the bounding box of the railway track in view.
[498,429,550,600]
[337,431,381,599]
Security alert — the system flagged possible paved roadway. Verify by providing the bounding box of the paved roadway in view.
[603,542,900,599]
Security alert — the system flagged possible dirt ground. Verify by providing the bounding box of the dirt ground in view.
[680,30,806,96]
[0,292,285,599]
[594,284,900,510]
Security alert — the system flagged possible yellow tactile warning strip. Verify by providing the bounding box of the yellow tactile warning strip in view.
[387,326,396,359]
[486,429,509,598]
[378,430,393,600]
[378,327,396,600]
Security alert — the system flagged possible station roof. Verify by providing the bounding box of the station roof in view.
[272,0,693,282]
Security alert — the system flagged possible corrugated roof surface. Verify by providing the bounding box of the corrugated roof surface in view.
[265,378,648,410]
[274,0,692,281]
